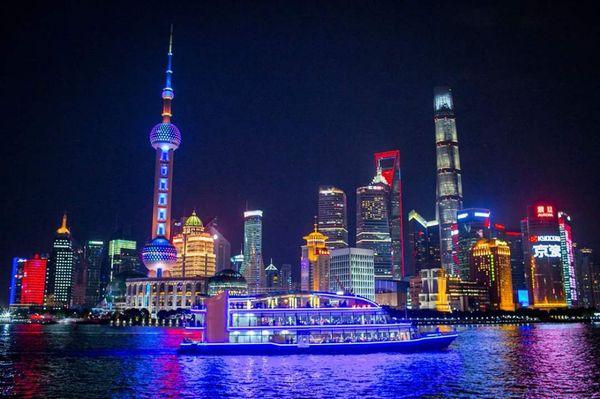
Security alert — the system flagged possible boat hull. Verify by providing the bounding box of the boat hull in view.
[178,334,457,355]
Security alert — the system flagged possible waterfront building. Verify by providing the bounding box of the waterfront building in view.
[108,239,138,280]
[242,210,265,293]
[278,263,293,291]
[9,257,26,305]
[207,269,248,296]
[434,86,463,276]
[558,212,578,306]
[407,211,440,276]
[356,168,392,280]
[414,268,451,312]
[374,150,405,278]
[375,279,408,308]
[20,255,47,306]
[44,214,75,308]
[318,186,349,249]
[231,250,244,273]
[521,204,567,309]
[493,224,526,306]
[205,221,231,272]
[71,247,87,307]
[140,28,180,278]
[575,247,599,309]
[302,223,331,292]
[84,240,105,307]
[470,239,515,311]
[172,211,216,278]
[265,260,279,292]
[447,276,489,312]
[329,248,375,301]
[125,277,207,314]
[457,208,490,280]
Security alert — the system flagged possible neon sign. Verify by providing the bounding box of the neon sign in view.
[529,235,560,243]
[536,205,554,218]
[532,244,561,258]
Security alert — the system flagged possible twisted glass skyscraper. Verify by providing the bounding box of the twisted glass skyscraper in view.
[434,86,463,276]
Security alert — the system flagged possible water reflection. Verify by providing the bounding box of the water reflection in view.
[0,324,598,398]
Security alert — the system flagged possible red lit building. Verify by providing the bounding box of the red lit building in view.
[21,254,47,305]
[374,150,405,278]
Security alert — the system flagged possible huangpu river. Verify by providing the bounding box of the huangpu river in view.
[1,323,599,398]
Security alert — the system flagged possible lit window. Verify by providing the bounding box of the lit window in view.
[160,150,169,161]
[158,209,166,221]
[158,194,167,205]
[161,165,168,176]
[159,179,168,191]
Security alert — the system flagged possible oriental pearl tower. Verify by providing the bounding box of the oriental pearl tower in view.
[141,27,181,278]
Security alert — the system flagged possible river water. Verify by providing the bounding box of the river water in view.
[1,323,599,398]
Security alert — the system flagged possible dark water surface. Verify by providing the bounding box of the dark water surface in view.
[1,323,599,398]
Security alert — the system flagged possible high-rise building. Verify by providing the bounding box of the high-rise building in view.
[9,257,26,305]
[493,224,526,306]
[521,204,567,309]
[108,239,138,279]
[278,263,293,291]
[407,211,440,276]
[456,208,491,279]
[318,186,348,249]
[575,247,599,309]
[71,247,87,307]
[434,86,463,276]
[84,240,105,307]
[302,223,331,292]
[21,254,47,306]
[172,211,216,278]
[558,212,577,306]
[330,248,375,300]
[356,168,392,279]
[471,238,515,311]
[265,259,279,292]
[374,150,405,278]
[231,250,244,273]
[45,214,75,308]
[205,221,231,272]
[141,28,180,278]
[243,210,265,294]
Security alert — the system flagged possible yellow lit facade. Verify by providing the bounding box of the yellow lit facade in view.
[303,223,331,291]
[471,238,515,311]
[172,211,216,278]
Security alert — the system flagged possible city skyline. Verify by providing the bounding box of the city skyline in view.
[2,2,599,306]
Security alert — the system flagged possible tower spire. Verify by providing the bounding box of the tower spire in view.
[162,25,175,123]
[57,212,70,235]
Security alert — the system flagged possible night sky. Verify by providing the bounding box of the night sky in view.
[2,1,599,306]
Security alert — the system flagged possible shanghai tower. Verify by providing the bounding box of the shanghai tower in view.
[434,86,463,276]
[141,27,181,278]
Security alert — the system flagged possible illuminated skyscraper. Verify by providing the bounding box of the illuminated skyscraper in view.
[356,168,392,279]
[558,211,577,306]
[374,150,405,278]
[521,204,567,309]
[493,224,526,306]
[302,222,331,292]
[108,239,139,279]
[45,214,75,308]
[330,248,375,300]
[434,86,463,276]
[84,240,105,306]
[141,28,181,278]
[21,254,47,306]
[575,247,599,308]
[407,211,440,276]
[265,259,279,292]
[243,210,265,293]
[318,186,348,249]
[172,211,216,278]
[456,208,491,279]
[471,238,515,311]
[9,257,26,305]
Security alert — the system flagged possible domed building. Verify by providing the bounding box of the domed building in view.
[208,269,248,296]
[172,211,217,278]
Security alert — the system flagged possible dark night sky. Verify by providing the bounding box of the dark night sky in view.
[2,1,599,306]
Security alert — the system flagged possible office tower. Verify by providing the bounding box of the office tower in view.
[330,248,375,300]
[521,204,567,308]
[302,223,331,292]
[356,168,392,279]
[141,28,180,278]
[83,240,105,306]
[172,211,216,278]
[318,186,348,249]
[71,247,87,307]
[265,259,279,291]
[446,276,490,312]
[456,208,491,279]
[231,250,244,273]
[279,264,293,291]
[374,150,405,278]
[21,254,47,306]
[243,210,265,293]
[558,212,577,306]
[407,211,441,276]
[45,214,75,308]
[108,239,138,279]
[471,238,515,311]
[434,86,463,276]
[494,224,526,306]
[9,257,26,305]
[205,221,231,272]
[575,247,599,308]
[412,268,451,312]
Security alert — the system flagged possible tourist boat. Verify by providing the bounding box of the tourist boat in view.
[179,291,457,355]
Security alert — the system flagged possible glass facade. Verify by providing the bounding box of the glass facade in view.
[318,186,349,249]
[243,210,265,294]
[330,248,375,300]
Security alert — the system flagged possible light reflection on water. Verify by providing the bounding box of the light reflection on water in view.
[0,323,599,398]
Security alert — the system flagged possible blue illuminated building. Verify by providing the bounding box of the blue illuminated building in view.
[456,208,491,279]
